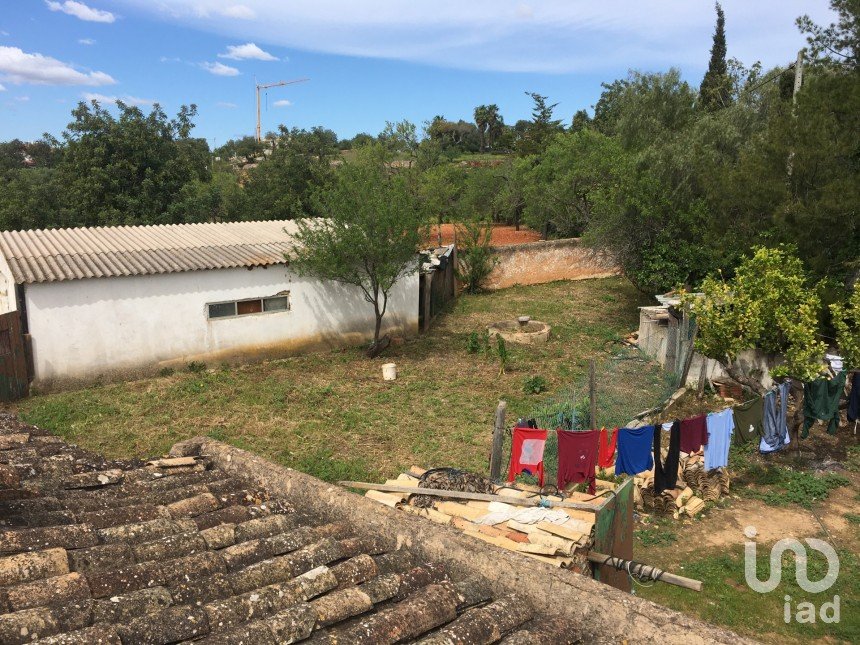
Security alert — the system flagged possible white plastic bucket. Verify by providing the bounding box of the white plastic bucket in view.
[382,363,397,381]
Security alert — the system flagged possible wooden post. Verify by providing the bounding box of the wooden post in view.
[589,359,597,430]
[421,272,433,333]
[489,400,507,481]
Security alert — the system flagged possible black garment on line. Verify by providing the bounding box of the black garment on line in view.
[849,372,860,423]
[654,421,681,494]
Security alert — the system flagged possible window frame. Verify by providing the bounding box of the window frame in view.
[207,293,291,320]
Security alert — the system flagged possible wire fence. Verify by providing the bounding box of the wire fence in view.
[501,343,677,485]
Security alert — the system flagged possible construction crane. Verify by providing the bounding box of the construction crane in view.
[255,77,309,143]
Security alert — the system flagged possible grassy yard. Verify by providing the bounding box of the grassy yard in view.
[18,277,664,482]
[14,275,859,642]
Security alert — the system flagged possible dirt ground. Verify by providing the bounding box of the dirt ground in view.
[429,224,542,247]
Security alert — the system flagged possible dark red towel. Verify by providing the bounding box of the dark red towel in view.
[507,427,548,486]
[597,427,617,469]
[680,414,708,453]
[557,429,599,494]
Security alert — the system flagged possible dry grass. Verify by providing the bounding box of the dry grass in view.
[19,277,667,482]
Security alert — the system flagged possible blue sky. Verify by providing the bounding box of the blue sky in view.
[0,1,836,148]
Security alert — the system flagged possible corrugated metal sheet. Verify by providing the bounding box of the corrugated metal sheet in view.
[0,220,303,284]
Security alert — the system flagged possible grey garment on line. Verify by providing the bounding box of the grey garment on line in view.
[760,381,790,453]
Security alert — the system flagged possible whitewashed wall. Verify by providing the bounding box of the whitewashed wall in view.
[24,264,418,387]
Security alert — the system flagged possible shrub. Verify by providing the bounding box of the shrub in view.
[455,218,498,293]
[830,285,860,369]
[523,375,548,395]
[466,332,480,354]
[186,361,207,373]
[682,246,826,383]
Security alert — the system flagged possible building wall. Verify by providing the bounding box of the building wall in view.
[484,238,618,290]
[24,264,418,389]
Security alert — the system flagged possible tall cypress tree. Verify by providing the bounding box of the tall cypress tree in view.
[700,2,730,111]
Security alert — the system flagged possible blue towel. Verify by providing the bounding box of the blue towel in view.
[615,426,655,476]
[704,409,734,471]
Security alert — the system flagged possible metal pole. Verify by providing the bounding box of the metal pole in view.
[489,400,507,481]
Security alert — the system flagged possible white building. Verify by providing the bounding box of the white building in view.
[0,221,418,391]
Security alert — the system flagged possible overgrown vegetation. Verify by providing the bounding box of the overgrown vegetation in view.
[682,246,827,385]
[18,278,664,482]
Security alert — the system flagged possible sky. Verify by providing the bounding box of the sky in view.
[0,1,837,149]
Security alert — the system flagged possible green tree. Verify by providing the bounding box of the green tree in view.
[516,92,563,156]
[797,0,860,68]
[56,100,209,226]
[699,2,731,111]
[682,246,827,390]
[830,285,860,369]
[288,145,427,357]
[473,105,490,152]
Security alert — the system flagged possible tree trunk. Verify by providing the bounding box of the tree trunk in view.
[723,360,766,396]
[366,304,390,359]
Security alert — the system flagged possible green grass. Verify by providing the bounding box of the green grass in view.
[635,546,859,643]
[19,277,665,483]
[737,467,851,509]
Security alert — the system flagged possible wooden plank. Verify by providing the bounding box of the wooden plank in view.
[338,482,599,512]
[489,401,506,481]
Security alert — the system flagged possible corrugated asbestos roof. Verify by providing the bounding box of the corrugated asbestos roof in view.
[0,220,302,285]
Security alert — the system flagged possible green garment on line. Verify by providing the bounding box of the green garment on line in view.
[732,397,763,444]
[802,371,846,437]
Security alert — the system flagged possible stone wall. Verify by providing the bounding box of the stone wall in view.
[484,238,618,290]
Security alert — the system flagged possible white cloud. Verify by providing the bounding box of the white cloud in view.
[217,101,238,108]
[218,43,277,61]
[46,1,116,24]
[15,95,30,102]
[159,56,181,63]
[121,0,836,74]
[0,46,116,85]
[273,99,291,107]
[220,5,255,20]
[78,38,96,45]
[0,83,5,91]
[201,61,240,76]
[82,92,154,106]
